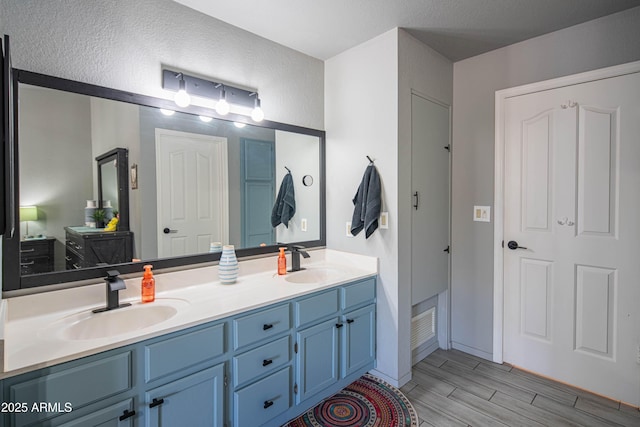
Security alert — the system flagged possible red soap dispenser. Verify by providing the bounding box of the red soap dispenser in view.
[141,264,155,303]
[278,247,287,275]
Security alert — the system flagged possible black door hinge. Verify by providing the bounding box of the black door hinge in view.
[444,145,450,151]
[444,246,450,253]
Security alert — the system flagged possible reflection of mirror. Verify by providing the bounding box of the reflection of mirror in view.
[4,70,325,291]
[96,147,129,230]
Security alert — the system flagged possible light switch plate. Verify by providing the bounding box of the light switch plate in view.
[301,218,307,232]
[473,206,491,222]
[379,212,389,229]
[346,222,354,237]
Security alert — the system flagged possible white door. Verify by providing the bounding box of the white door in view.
[411,93,451,305]
[503,72,640,405]
[156,129,229,257]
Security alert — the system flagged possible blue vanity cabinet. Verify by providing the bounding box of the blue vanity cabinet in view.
[295,317,341,403]
[342,304,376,377]
[144,363,225,427]
[0,347,135,427]
[58,399,135,427]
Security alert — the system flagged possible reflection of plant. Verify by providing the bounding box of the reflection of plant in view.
[92,209,106,225]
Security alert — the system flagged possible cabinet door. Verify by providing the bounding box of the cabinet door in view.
[145,363,224,427]
[59,399,135,427]
[342,304,376,377]
[296,317,340,403]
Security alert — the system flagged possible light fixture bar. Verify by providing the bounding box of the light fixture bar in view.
[162,70,256,109]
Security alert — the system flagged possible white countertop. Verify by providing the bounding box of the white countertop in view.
[0,249,377,379]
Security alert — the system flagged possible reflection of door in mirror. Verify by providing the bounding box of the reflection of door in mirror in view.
[156,129,229,257]
[240,138,275,248]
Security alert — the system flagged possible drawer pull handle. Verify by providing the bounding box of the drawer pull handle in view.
[264,400,274,409]
[336,323,343,329]
[72,263,81,269]
[65,256,72,261]
[119,409,136,421]
[20,261,35,266]
[346,319,355,324]
[263,323,274,331]
[262,359,273,367]
[149,398,165,408]
[20,248,35,253]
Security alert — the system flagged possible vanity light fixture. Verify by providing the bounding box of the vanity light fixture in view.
[234,122,246,128]
[251,94,264,122]
[160,109,175,116]
[199,115,213,123]
[161,69,264,121]
[215,85,230,116]
[173,73,191,108]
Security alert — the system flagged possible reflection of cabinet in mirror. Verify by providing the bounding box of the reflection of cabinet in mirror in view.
[65,227,133,269]
[20,237,55,275]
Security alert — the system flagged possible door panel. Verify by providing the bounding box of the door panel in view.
[411,94,450,305]
[503,71,640,406]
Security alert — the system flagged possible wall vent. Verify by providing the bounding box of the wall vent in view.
[411,307,436,350]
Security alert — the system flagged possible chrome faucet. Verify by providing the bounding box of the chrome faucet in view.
[289,245,310,272]
[93,270,131,313]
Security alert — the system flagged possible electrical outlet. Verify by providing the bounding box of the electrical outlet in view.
[346,222,354,237]
[473,206,491,222]
[379,212,389,229]
[301,218,307,232]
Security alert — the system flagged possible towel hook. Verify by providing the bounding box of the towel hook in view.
[284,166,291,173]
[366,155,374,164]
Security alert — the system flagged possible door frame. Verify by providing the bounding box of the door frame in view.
[492,60,640,364]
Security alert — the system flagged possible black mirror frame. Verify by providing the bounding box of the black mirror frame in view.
[3,69,326,292]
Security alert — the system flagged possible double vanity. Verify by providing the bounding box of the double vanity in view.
[0,249,377,427]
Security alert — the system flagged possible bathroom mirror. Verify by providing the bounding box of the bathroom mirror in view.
[3,70,325,291]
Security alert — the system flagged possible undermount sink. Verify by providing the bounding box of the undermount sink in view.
[284,267,343,284]
[44,299,188,341]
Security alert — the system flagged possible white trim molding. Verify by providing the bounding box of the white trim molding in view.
[493,60,640,364]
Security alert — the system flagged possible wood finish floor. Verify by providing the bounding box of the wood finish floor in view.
[402,349,640,427]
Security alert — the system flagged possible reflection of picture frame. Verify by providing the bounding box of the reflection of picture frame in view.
[130,164,138,189]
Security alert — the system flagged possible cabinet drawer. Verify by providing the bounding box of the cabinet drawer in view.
[295,289,339,327]
[342,277,376,310]
[233,304,290,350]
[233,336,290,386]
[145,322,225,383]
[9,352,131,427]
[233,367,291,427]
[20,241,50,257]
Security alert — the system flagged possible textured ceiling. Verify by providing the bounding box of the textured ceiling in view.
[173,0,640,61]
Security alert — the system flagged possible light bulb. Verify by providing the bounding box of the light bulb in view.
[174,76,191,108]
[174,89,191,108]
[215,87,230,116]
[216,98,230,115]
[199,116,213,123]
[160,109,175,116]
[251,97,264,122]
[234,122,246,128]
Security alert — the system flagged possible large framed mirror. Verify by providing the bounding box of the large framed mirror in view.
[3,70,325,292]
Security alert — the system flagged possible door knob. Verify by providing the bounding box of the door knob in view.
[507,240,528,250]
[163,227,177,234]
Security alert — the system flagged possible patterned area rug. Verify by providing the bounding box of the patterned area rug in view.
[283,374,418,427]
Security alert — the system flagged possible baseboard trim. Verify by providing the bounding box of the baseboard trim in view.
[369,368,412,388]
[451,341,492,361]
[412,341,439,366]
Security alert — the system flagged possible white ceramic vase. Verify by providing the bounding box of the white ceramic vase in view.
[218,245,238,284]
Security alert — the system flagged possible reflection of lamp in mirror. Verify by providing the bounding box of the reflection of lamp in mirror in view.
[174,73,191,108]
[199,115,213,123]
[251,95,264,122]
[215,85,230,116]
[20,205,38,239]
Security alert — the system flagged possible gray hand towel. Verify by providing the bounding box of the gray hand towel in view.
[351,164,381,238]
[271,172,296,228]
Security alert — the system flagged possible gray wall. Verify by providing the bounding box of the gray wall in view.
[19,87,93,270]
[0,0,323,130]
[451,7,640,358]
[325,28,452,387]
